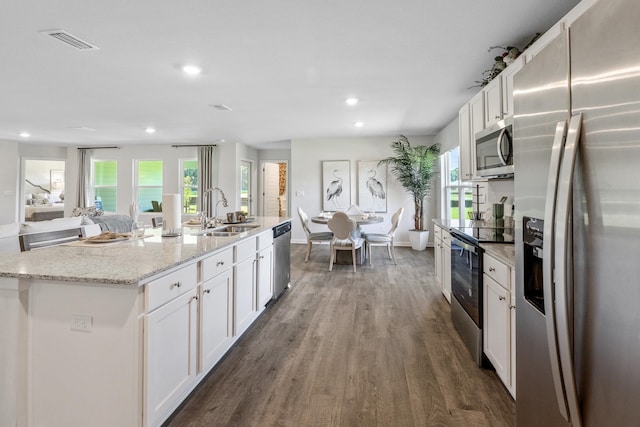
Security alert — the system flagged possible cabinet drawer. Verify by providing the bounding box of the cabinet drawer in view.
[484,253,510,290]
[434,225,442,240]
[235,237,257,262]
[201,247,233,281]
[441,229,451,247]
[258,231,273,251]
[146,263,198,312]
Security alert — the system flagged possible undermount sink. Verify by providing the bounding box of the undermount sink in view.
[199,230,240,237]
[196,223,260,237]
[218,224,261,233]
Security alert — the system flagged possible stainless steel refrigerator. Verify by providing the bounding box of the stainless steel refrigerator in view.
[513,0,640,425]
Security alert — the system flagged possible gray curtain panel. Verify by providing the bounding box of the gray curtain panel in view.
[198,146,215,217]
[76,148,90,208]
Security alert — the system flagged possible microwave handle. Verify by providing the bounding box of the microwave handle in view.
[496,127,509,165]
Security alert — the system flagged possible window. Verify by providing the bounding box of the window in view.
[136,160,163,212]
[181,159,198,213]
[93,160,117,212]
[240,160,251,214]
[441,147,473,227]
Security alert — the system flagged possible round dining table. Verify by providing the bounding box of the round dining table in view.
[311,214,383,265]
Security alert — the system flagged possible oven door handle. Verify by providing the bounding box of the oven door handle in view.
[450,236,479,254]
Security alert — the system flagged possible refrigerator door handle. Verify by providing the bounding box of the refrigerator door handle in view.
[553,113,583,427]
[542,120,570,421]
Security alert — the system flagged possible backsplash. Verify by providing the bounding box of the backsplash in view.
[472,179,514,221]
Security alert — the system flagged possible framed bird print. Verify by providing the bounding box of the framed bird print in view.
[322,160,351,211]
[357,160,387,213]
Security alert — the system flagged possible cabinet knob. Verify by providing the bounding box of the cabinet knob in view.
[509,304,516,309]
[192,295,198,301]
[259,255,265,260]
[499,295,506,301]
[216,261,225,267]
[489,267,495,272]
[173,282,181,288]
[495,114,501,119]
[203,289,211,294]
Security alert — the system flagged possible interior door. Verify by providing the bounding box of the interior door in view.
[262,162,280,216]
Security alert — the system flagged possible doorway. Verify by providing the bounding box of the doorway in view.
[262,161,288,217]
[21,158,66,221]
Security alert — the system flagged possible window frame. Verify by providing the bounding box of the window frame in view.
[91,159,118,212]
[440,147,473,228]
[180,158,198,214]
[134,159,164,213]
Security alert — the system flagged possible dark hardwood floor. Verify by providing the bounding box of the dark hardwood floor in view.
[164,244,515,427]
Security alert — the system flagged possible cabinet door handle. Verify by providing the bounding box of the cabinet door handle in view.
[216,261,224,267]
[509,304,516,309]
[192,295,198,301]
[173,282,181,288]
[489,267,495,272]
[498,295,506,301]
[203,289,211,294]
[495,114,501,119]
[259,255,265,260]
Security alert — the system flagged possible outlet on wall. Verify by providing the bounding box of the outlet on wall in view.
[70,314,93,332]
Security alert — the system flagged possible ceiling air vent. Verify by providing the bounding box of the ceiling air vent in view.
[209,104,233,111]
[40,29,100,51]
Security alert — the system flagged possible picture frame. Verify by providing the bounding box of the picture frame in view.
[322,160,350,211]
[50,169,64,192]
[357,160,387,213]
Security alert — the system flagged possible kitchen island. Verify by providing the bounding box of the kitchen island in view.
[0,216,290,427]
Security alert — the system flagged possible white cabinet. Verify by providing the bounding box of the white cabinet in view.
[257,244,273,308]
[441,230,451,303]
[235,237,258,336]
[500,55,524,118]
[199,268,233,374]
[484,275,510,386]
[145,286,198,427]
[470,91,485,140]
[433,224,452,303]
[484,77,503,127]
[482,252,515,398]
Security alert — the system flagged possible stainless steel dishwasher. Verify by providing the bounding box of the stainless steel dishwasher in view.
[272,221,291,299]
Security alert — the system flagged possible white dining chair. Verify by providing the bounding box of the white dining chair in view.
[364,207,404,265]
[327,211,364,272]
[298,206,333,262]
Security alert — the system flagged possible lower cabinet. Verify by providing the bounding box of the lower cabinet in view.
[199,269,233,373]
[145,287,198,427]
[257,244,274,308]
[483,252,516,398]
[235,254,257,336]
[433,224,451,303]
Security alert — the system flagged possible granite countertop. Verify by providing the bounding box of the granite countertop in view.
[481,243,515,268]
[0,216,290,286]
[433,219,515,268]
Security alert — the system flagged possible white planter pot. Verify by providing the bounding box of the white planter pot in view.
[409,230,429,251]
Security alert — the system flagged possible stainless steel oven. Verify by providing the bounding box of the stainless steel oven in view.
[449,230,484,366]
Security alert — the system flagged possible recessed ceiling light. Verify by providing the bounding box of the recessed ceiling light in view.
[145,127,156,134]
[182,65,202,75]
[19,132,30,138]
[346,97,359,106]
[354,121,364,128]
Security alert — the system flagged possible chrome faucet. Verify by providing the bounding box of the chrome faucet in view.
[202,187,228,225]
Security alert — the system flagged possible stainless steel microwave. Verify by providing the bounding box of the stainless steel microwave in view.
[475,117,514,178]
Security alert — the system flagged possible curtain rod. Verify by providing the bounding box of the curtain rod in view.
[77,146,120,150]
[171,144,217,148]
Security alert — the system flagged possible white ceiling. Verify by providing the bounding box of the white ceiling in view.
[1,0,580,149]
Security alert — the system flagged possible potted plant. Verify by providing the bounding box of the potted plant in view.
[379,136,440,250]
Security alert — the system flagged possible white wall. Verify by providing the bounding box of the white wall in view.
[290,135,437,246]
[0,142,19,224]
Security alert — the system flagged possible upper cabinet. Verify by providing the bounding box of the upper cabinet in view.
[458,103,474,181]
[484,77,503,127]
[500,56,524,118]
